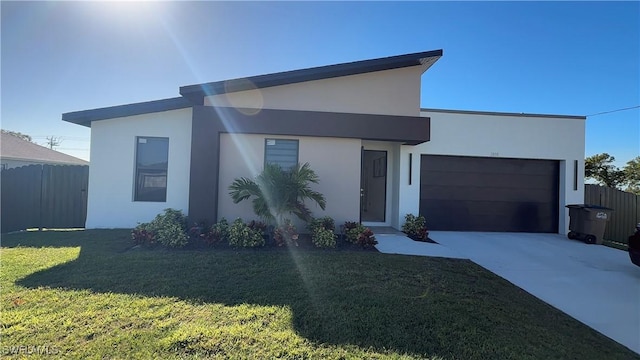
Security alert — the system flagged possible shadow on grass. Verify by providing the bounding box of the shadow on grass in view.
[2,229,132,251]
[4,230,639,360]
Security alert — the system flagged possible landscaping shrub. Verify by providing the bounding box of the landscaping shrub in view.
[357,228,377,248]
[152,209,188,247]
[228,218,265,248]
[132,222,155,245]
[402,213,429,241]
[247,220,268,235]
[131,208,189,248]
[345,223,366,244]
[156,223,189,248]
[312,227,337,248]
[342,221,377,248]
[308,216,335,233]
[188,222,206,239]
[273,219,299,247]
[193,218,230,245]
[343,221,359,232]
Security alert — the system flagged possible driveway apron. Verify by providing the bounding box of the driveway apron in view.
[377,231,640,354]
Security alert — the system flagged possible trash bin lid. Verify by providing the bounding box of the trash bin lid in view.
[565,204,614,210]
[566,204,584,209]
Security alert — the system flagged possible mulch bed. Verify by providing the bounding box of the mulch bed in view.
[131,232,444,252]
[405,233,439,244]
[134,234,379,252]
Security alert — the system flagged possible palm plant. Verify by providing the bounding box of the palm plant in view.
[228,163,326,225]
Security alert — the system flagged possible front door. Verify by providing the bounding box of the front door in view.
[360,150,387,222]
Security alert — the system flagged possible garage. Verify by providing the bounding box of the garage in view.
[420,155,559,232]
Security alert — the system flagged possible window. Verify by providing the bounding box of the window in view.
[134,137,169,202]
[265,139,298,171]
[574,160,578,191]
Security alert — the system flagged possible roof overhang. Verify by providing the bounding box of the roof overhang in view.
[421,108,587,120]
[180,49,443,105]
[62,97,192,127]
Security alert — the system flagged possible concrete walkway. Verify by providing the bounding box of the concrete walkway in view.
[375,231,640,354]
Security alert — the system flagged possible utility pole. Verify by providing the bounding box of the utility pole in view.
[46,136,62,150]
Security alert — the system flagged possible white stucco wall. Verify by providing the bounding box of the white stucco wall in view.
[398,110,586,233]
[218,134,362,229]
[390,143,403,229]
[85,108,192,228]
[204,66,423,117]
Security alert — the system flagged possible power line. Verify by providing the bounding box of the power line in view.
[30,136,90,141]
[587,105,640,117]
[57,148,89,151]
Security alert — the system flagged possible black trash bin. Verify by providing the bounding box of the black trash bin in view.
[628,224,640,267]
[566,204,614,244]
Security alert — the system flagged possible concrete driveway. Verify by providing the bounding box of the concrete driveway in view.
[376,231,640,354]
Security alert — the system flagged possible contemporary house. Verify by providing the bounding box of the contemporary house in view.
[1,131,89,170]
[62,49,586,233]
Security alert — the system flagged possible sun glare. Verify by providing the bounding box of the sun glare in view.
[85,1,166,28]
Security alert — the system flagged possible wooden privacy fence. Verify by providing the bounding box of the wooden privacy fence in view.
[584,184,640,245]
[1,165,89,233]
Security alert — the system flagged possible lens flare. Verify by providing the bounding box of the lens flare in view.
[221,78,264,116]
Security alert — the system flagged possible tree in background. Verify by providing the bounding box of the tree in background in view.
[1,129,32,142]
[585,153,625,188]
[585,153,640,194]
[624,157,640,194]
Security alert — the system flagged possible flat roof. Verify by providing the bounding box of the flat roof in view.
[421,108,586,120]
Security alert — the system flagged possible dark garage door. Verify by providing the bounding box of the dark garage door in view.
[420,155,559,232]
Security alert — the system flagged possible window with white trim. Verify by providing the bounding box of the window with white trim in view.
[134,137,169,202]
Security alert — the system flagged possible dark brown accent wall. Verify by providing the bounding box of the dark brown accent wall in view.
[189,106,430,224]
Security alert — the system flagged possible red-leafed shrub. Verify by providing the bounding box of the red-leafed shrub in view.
[357,228,377,248]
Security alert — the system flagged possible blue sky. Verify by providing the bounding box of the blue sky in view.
[2,1,638,164]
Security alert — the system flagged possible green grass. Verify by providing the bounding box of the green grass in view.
[1,230,638,359]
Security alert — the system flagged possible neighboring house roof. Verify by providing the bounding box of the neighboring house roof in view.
[179,49,443,104]
[62,49,443,127]
[0,132,89,166]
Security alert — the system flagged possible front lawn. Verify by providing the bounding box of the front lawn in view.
[1,230,637,359]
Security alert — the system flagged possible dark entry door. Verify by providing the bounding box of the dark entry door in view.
[361,150,387,222]
[420,155,559,232]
